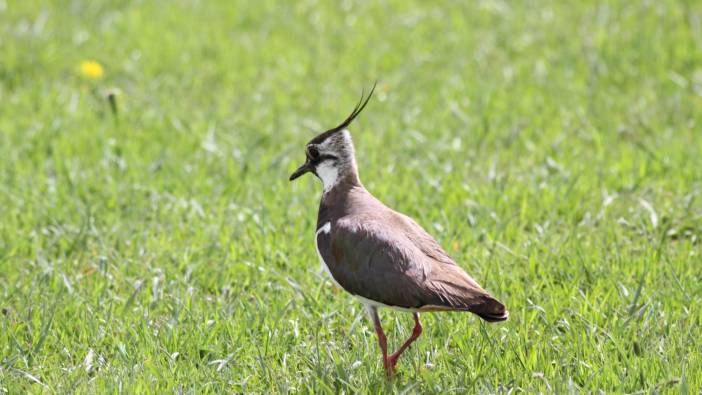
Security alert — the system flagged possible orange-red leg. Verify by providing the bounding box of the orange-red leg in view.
[367,307,423,377]
[367,306,391,375]
[388,313,422,370]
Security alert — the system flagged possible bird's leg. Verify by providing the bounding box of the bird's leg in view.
[366,306,392,376]
[387,313,423,370]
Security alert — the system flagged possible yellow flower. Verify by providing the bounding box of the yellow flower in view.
[79,60,105,79]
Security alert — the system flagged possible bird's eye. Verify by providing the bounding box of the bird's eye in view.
[307,146,320,159]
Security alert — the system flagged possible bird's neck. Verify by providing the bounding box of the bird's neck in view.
[317,172,366,228]
[319,157,360,195]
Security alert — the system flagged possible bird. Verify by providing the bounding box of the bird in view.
[289,85,508,376]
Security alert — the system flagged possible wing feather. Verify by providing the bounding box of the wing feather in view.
[317,213,508,321]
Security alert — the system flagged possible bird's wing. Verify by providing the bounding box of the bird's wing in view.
[317,213,508,321]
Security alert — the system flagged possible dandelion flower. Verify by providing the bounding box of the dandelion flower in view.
[79,60,105,79]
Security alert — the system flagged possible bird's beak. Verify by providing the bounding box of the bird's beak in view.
[289,160,312,181]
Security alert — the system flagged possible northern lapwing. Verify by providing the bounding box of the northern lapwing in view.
[289,85,508,376]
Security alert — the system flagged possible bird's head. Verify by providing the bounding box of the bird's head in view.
[289,84,375,192]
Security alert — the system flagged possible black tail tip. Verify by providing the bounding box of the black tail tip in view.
[475,298,509,322]
[478,309,509,322]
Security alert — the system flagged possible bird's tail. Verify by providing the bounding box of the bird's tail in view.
[471,296,509,322]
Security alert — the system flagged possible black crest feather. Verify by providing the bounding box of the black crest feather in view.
[331,81,377,132]
[309,83,377,145]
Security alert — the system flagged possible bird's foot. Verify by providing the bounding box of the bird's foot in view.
[388,353,400,370]
[383,362,396,378]
[382,354,401,377]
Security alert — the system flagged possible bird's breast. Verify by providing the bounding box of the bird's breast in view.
[315,222,343,288]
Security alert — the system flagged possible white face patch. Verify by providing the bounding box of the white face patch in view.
[308,129,357,194]
[315,160,339,193]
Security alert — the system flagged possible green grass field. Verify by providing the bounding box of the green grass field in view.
[2,0,701,393]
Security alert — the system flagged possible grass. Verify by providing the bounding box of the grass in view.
[1,0,701,393]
